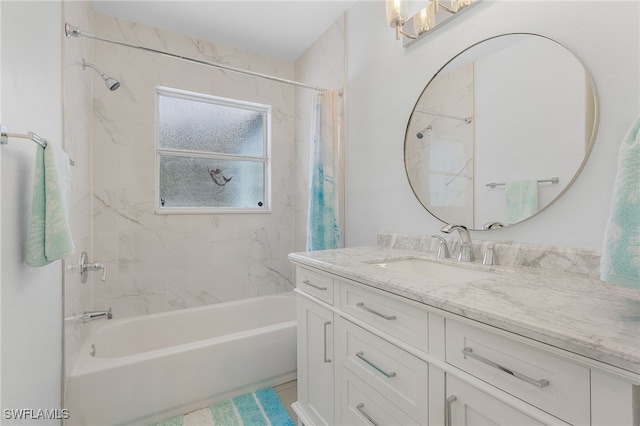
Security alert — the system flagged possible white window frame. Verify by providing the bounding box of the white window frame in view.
[155,86,271,214]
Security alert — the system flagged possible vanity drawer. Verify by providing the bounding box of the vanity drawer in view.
[340,368,419,426]
[445,319,590,425]
[339,318,428,424]
[296,267,335,305]
[339,281,429,351]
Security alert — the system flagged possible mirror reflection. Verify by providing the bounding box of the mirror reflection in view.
[405,33,597,230]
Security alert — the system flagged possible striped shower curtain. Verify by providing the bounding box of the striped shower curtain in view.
[306,90,344,251]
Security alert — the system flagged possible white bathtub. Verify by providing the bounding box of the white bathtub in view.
[66,292,297,426]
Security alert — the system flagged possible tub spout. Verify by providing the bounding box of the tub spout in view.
[82,308,112,322]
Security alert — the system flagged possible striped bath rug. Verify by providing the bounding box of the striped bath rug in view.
[155,387,294,426]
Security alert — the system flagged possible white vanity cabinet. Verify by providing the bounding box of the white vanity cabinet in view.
[296,294,336,426]
[293,264,639,426]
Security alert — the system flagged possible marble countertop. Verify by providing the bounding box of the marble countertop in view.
[289,246,640,375]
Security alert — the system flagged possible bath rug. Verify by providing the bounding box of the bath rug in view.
[154,387,294,426]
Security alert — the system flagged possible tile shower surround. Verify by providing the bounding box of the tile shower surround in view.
[90,13,296,319]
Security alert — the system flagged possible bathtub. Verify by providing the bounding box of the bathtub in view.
[65,292,297,426]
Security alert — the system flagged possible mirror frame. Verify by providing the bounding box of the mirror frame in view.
[404,33,599,230]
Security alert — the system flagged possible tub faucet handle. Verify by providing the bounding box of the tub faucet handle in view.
[80,252,107,282]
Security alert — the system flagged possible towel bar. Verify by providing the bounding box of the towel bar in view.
[1,124,75,166]
[486,177,559,189]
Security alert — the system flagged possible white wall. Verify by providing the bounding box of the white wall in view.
[1,1,64,423]
[346,0,640,250]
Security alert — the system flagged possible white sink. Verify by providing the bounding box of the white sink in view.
[372,258,497,284]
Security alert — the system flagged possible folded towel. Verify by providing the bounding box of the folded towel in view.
[505,180,538,224]
[600,116,640,289]
[26,144,75,266]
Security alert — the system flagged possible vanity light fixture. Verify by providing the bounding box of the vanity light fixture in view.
[387,0,478,45]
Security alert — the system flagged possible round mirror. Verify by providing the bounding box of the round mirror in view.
[405,33,598,230]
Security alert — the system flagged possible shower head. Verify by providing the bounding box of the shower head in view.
[82,59,120,91]
[416,125,432,139]
[104,77,121,91]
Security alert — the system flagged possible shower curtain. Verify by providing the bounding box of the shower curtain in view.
[306,90,344,251]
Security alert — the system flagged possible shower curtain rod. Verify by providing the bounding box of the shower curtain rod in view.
[65,23,341,94]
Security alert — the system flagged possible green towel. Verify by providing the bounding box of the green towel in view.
[26,144,74,266]
[505,180,538,224]
[600,116,640,289]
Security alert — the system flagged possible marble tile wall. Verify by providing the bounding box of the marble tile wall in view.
[378,232,601,277]
[62,0,93,391]
[91,13,296,318]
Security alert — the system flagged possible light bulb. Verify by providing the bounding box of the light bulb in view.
[386,0,408,27]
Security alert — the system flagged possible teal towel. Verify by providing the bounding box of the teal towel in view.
[26,144,74,266]
[600,116,640,289]
[505,180,538,224]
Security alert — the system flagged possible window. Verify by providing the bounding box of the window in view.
[156,87,271,213]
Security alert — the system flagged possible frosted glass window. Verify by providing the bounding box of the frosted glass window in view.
[156,87,270,213]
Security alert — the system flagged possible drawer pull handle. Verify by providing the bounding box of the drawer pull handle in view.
[356,403,379,426]
[462,347,550,388]
[303,279,327,291]
[445,395,457,426]
[356,351,397,378]
[356,302,396,320]
[323,321,332,363]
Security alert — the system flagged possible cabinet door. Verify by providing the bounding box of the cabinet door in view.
[446,375,549,426]
[340,368,419,426]
[297,295,335,426]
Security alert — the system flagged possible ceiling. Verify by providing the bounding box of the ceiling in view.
[91,0,359,61]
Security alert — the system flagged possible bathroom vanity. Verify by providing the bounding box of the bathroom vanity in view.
[290,237,639,426]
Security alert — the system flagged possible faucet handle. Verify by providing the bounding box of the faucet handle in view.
[98,265,107,281]
[79,252,107,282]
[482,241,512,266]
[431,235,450,259]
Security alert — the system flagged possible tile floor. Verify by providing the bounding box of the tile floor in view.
[274,380,298,424]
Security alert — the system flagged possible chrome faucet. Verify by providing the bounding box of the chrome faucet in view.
[82,308,113,322]
[441,224,474,262]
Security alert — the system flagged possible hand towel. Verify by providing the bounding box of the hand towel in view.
[505,180,538,224]
[600,116,640,289]
[26,144,75,266]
